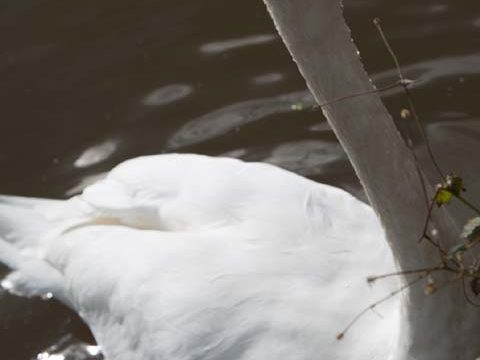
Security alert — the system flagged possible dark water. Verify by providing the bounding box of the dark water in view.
[0,1,479,359]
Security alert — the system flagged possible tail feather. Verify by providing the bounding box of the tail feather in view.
[0,195,64,249]
[0,195,69,303]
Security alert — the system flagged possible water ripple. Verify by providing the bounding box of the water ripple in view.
[262,140,344,177]
[166,90,315,149]
[142,84,193,106]
[252,72,284,85]
[373,53,480,93]
[200,34,276,54]
[74,140,118,168]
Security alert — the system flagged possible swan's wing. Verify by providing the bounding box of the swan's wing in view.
[50,219,396,360]
[0,154,397,360]
[80,154,364,239]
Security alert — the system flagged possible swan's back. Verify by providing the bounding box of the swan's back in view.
[0,154,398,360]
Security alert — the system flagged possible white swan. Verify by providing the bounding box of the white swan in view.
[0,1,478,360]
[0,154,397,359]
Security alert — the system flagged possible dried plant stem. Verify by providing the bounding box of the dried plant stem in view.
[312,81,401,110]
[367,265,447,283]
[409,144,431,210]
[373,17,445,181]
[337,273,428,340]
[404,89,446,180]
[330,18,480,341]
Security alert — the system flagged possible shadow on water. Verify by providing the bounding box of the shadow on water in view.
[0,0,479,359]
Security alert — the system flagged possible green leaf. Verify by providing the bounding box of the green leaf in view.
[436,189,452,206]
[445,174,465,196]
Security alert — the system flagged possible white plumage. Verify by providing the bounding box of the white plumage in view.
[0,154,398,360]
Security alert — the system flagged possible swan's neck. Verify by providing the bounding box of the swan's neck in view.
[263,0,480,359]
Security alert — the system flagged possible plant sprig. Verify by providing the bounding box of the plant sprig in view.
[334,18,480,340]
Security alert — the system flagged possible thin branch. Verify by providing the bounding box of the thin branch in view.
[372,18,405,82]
[398,127,431,210]
[411,146,431,210]
[404,88,446,180]
[415,190,454,262]
[312,81,401,110]
[330,18,480,339]
[373,17,446,181]
[417,193,438,243]
[367,265,447,283]
[337,273,428,340]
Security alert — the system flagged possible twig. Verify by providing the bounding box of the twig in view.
[312,81,402,110]
[417,192,438,244]
[415,190,457,264]
[334,18,480,340]
[367,265,447,283]
[337,273,428,340]
[373,17,446,181]
[372,18,404,82]
[410,145,431,210]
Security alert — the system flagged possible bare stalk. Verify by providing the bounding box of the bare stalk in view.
[312,81,401,110]
[337,273,428,340]
[373,17,446,181]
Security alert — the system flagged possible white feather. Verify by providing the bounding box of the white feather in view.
[0,154,397,360]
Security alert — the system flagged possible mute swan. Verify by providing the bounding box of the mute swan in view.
[0,2,478,360]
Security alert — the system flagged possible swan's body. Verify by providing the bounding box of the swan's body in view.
[0,154,397,359]
[2,0,480,358]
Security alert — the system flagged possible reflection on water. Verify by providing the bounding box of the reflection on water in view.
[35,336,102,360]
[252,72,284,85]
[167,90,314,149]
[262,140,344,177]
[0,0,479,359]
[200,34,277,54]
[374,53,480,91]
[142,84,193,106]
[74,140,118,168]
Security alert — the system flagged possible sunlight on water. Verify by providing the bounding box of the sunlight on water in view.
[142,84,193,106]
[1,277,14,291]
[74,140,118,168]
[85,346,101,357]
[252,72,284,85]
[36,340,103,360]
[263,140,344,177]
[37,353,64,360]
[41,292,53,300]
[166,91,315,149]
[200,34,276,54]
[373,53,480,91]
